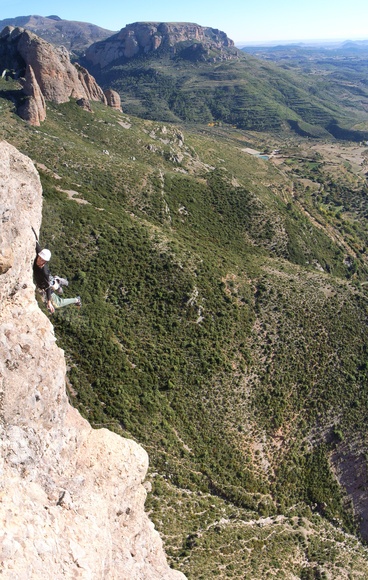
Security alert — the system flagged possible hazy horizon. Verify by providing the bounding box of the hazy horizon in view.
[236,35,368,47]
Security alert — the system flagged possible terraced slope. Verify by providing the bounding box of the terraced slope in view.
[81,24,368,140]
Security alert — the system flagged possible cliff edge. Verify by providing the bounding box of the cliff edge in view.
[0,140,185,579]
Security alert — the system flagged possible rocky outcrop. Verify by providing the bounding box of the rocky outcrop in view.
[12,26,106,103]
[85,22,236,68]
[74,62,107,103]
[0,141,185,579]
[0,26,117,124]
[104,88,122,111]
[76,97,92,112]
[17,64,46,125]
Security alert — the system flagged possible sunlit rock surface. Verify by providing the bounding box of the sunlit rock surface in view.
[0,140,185,579]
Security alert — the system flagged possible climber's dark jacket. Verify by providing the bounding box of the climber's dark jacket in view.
[33,241,52,300]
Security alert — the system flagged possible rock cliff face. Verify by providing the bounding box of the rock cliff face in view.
[0,26,109,125]
[0,141,185,579]
[17,64,47,126]
[85,22,236,68]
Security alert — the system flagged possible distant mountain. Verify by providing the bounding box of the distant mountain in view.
[242,39,368,57]
[85,21,237,68]
[81,22,368,139]
[0,15,116,57]
[339,39,368,52]
[2,17,368,140]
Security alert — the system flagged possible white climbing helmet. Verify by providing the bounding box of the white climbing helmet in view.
[38,248,51,261]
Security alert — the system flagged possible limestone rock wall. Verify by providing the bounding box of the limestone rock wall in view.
[0,141,185,579]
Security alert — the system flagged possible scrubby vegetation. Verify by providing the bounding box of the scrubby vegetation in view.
[2,82,368,576]
[84,46,368,140]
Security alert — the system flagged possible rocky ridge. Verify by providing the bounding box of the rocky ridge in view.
[0,140,185,579]
[0,15,116,57]
[0,26,111,125]
[85,21,237,68]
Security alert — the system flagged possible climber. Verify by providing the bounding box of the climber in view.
[33,240,81,314]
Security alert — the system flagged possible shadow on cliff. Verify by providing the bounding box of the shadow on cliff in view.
[0,87,23,106]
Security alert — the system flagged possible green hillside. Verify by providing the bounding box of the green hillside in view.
[2,83,368,577]
[83,45,368,140]
[241,42,368,139]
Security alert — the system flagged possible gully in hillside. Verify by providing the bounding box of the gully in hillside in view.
[32,231,81,314]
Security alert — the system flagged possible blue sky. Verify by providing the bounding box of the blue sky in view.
[1,0,368,45]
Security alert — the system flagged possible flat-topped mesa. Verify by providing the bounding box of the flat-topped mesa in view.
[85,21,238,68]
[0,140,186,579]
[0,26,119,124]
